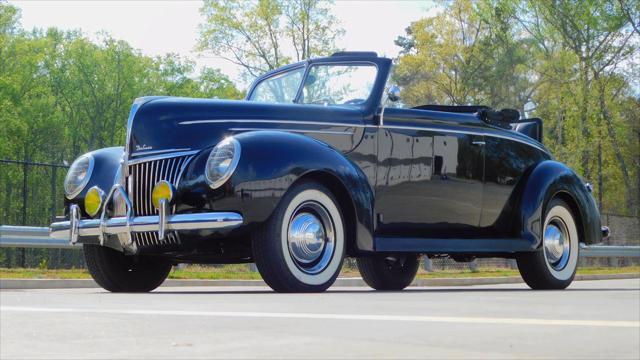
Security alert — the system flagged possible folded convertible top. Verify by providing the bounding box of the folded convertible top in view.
[412,104,491,113]
[411,104,542,142]
[412,104,520,127]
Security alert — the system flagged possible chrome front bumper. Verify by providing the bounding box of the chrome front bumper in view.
[49,184,243,246]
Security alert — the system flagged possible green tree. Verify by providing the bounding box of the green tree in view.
[393,1,484,106]
[198,68,244,99]
[520,0,637,212]
[198,0,343,78]
[394,0,639,215]
[0,2,241,227]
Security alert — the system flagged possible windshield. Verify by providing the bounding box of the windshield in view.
[249,67,305,103]
[248,63,377,106]
[301,64,377,106]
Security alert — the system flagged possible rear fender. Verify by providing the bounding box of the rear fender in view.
[518,160,601,249]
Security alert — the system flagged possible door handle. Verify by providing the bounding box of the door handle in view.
[472,141,485,146]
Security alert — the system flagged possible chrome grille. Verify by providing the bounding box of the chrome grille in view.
[127,154,193,247]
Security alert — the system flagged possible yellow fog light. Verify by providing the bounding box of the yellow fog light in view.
[84,186,104,217]
[152,180,174,209]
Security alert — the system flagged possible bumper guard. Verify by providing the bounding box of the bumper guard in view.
[49,184,243,246]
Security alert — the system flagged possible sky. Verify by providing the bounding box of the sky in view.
[10,0,439,87]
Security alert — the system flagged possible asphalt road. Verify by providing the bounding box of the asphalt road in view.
[1,279,639,359]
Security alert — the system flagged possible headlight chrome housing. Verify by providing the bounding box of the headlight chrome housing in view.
[64,154,94,199]
[205,137,241,189]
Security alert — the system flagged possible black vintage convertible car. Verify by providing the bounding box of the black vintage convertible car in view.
[51,51,608,292]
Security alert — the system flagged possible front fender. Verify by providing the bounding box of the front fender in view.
[177,131,375,251]
[65,147,124,216]
[518,160,601,249]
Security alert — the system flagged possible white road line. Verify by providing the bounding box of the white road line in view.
[2,306,638,328]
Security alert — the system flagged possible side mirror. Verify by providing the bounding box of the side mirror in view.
[388,85,401,102]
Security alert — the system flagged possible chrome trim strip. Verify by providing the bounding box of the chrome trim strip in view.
[377,124,548,153]
[130,148,191,157]
[127,150,199,165]
[50,212,244,240]
[181,120,546,153]
[180,119,365,128]
[184,115,549,154]
[229,127,355,135]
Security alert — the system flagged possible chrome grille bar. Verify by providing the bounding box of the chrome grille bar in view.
[127,153,194,247]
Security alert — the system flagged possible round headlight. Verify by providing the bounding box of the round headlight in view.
[205,137,241,189]
[64,154,94,199]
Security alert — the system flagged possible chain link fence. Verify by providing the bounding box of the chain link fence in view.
[1,159,638,271]
[0,160,86,269]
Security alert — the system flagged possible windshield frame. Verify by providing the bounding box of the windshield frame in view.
[294,61,379,107]
[246,55,392,120]
[246,64,306,104]
[247,60,380,108]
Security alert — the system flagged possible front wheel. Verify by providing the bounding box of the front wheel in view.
[84,244,172,292]
[517,198,579,290]
[252,181,345,293]
[357,255,419,290]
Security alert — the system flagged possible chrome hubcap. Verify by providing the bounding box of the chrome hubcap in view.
[288,213,326,264]
[543,218,571,271]
[287,202,335,274]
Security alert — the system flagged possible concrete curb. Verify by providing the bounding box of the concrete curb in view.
[1,273,637,290]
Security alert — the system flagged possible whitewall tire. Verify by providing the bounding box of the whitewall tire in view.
[252,181,345,292]
[517,198,579,290]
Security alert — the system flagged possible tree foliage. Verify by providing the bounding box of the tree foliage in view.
[0,2,242,228]
[394,0,639,215]
[0,1,244,268]
[198,0,343,79]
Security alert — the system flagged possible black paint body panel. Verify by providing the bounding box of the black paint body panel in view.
[65,54,603,261]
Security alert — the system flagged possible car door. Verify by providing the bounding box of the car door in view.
[480,132,549,232]
[374,107,484,238]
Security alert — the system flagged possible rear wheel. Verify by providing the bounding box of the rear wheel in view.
[252,181,345,293]
[357,255,419,291]
[517,198,579,290]
[84,244,171,292]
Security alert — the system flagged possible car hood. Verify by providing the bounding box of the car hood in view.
[125,96,365,159]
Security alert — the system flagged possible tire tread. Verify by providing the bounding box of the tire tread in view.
[357,256,419,291]
[517,198,578,290]
[84,244,171,292]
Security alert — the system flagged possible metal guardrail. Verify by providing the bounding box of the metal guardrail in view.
[579,244,640,257]
[0,225,79,249]
[1,225,639,257]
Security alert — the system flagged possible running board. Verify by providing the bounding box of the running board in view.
[374,237,534,254]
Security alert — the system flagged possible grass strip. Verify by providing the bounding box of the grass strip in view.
[1,266,637,280]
